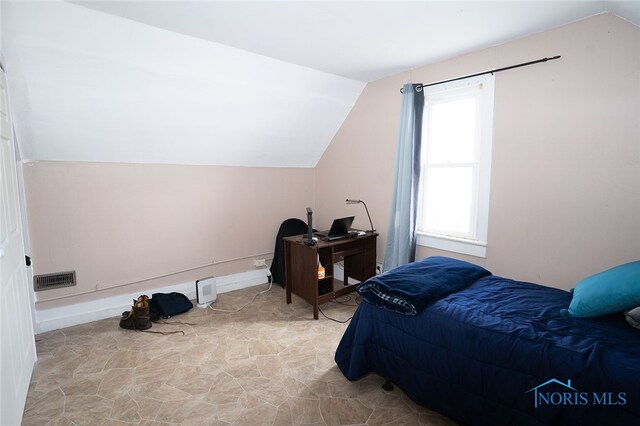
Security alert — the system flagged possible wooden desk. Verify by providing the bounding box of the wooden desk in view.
[284,232,378,319]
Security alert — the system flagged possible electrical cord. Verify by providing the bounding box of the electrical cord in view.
[331,294,358,306]
[208,272,273,313]
[317,294,360,323]
[318,305,353,323]
[204,269,353,322]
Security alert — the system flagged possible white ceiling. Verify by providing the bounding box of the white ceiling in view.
[71,1,640,82]
[3,1,639,168]
[3,1,365,167]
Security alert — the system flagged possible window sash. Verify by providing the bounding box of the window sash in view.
[417,74,494,257]
[420,164,478,240]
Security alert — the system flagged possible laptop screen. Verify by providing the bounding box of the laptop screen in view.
[328,216,354,236]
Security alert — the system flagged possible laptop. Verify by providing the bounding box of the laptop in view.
[315,216,355,241]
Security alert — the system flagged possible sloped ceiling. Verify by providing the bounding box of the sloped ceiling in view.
[2,1,364,167]
[3,1,639,167]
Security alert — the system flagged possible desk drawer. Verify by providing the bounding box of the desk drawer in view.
[333,238,375,258]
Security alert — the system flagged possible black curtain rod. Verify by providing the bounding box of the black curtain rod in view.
[400,55,561,93]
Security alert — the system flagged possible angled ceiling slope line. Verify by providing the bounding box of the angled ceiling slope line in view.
[3,1,365,168]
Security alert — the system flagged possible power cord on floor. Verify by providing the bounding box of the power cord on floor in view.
[317,294,360,323]
[208,272,273,314]
[318,305,353,323]
[331,294,358,307]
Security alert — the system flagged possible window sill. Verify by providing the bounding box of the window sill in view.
[416,233,487,258]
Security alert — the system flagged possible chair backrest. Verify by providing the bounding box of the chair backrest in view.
[269,218,309,286]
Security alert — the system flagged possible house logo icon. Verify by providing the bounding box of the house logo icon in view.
[526,379,579,408]
[526,378,627,408]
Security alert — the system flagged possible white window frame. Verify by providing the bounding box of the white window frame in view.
[416,74,495,258]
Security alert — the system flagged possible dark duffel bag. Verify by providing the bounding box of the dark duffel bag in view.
[149,292,193,319]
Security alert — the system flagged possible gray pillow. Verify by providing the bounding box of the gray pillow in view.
[625,306,640,329]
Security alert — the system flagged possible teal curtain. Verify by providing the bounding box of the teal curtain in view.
[383,83,424,272]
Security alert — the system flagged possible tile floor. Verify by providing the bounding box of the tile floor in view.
[22,284,457,425]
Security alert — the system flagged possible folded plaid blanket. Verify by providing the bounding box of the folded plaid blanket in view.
[357,256,491,315]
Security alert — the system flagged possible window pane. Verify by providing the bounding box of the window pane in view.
[423,167,473,236]
[427,97,476,164]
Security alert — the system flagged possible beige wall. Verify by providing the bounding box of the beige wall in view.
[21,13,640,313]
[24,161,314,308]
[316,13,640,290]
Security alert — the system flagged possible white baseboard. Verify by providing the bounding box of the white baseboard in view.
[34,269,270,334]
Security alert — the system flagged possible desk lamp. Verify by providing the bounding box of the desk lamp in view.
[346,199,375,233]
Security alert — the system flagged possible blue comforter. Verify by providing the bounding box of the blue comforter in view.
[336,259,640,425]
[357,256,491,315]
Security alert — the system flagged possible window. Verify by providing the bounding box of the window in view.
[416,74,495,257]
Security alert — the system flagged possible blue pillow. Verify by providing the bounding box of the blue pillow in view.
[561,261,640,318]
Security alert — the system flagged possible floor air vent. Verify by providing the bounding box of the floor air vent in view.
[34,271,76,291]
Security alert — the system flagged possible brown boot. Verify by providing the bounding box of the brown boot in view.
[119,296,152,330]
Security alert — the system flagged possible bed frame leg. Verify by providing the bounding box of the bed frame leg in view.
[382,377,394,391]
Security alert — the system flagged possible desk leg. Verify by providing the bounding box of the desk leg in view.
[344,262,349,286]
[284,241,292,304]
[285,272,292,304]
[313,302,319,320]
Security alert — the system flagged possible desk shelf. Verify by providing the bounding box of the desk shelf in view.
[318,276,333,296]
[284,233,378,319]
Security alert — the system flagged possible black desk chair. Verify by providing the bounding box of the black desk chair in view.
[270,218,311,287]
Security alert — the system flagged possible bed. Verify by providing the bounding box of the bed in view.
[335,256,640,425]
